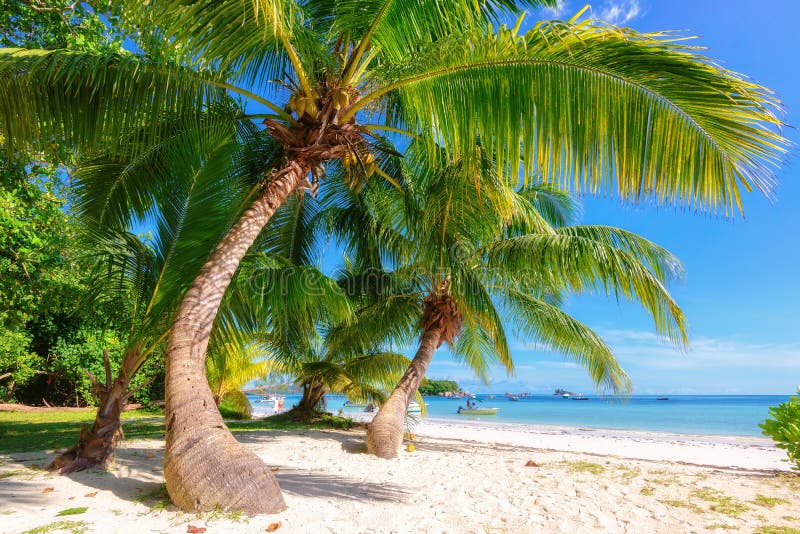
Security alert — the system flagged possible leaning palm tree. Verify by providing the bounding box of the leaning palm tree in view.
[0,0,786,512]
[49,106,261,473]
[337,145,690,458]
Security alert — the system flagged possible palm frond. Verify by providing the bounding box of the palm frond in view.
[504,290,632,394]
[0,48,225,154]
[361,18,787,213]
[485,233,688,346]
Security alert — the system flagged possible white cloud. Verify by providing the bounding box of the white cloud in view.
[596,0,642,25]
[596,328,800,370]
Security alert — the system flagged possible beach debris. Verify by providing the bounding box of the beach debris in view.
[271,467,280,472]
[406,444,416,452]
[84,492,97,498]
[266,521,282,532]
[42,487,55,493]
[186,526,206,533]
[29,463,40,469]
[525,460,540,467]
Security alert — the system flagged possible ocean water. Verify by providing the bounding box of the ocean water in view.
[248,394,789,437]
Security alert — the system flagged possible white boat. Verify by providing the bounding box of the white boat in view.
[562,393,571,398]
[407,401,422,415]
[255,394,282,404]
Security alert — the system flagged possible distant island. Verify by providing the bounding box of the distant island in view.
[419,379,463,397]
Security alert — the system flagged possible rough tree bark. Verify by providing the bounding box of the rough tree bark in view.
[365,325,443,458]
[163,162,308,515]
[48,349,147,473]
[291,379,326,419]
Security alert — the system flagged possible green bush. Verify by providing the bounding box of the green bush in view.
[418,378,461,396]
[760,389,800,471]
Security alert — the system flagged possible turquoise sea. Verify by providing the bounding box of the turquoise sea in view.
[249,394,789,437]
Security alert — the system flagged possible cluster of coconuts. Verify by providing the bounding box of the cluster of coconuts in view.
[341,149,376,193]
[288,87,351,118]
[288,90,321,118]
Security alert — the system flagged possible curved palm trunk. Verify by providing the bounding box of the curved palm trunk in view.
[47,350,150,475]
[48,350,143,474]
[366,325,444,458]
[164,162,308,515]
[294,379,326,417]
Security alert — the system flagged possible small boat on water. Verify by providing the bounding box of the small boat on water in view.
[343,400,368,409]
[656,397,670,401]
[562,393,571,398]
[255,394,283,404]
[508,395,519,401]
[572,395,589,401]
[457,407,499,415]
[407,401,422,415]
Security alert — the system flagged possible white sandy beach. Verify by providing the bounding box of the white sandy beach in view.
[2,420,799,533]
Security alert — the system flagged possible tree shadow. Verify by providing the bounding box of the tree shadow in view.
[275,468,410,502]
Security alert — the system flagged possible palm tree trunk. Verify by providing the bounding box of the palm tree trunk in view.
[293,380,326,419]
[48,350,140,474]
[163,161,308,515]
[366,325,444,459]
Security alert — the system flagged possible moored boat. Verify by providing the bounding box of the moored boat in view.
[407,401,422,415]
[508,395,519,401]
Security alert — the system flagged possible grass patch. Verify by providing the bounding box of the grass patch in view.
[0,408,359,454]
[247,411,358,431]
[753,495,790,508]
[20,520,88,534]
[706,524,737,531]
[0,470,24,479]
[206,505,246,523]
[617,466,640,483]
[0,409,158,453]
[56,507,88,516]
[640,486,655,496]
[564,461,605,475]
[754,527,800,534]
[135,483,171,512]
[691,488,750,518]
[660,498,705,514]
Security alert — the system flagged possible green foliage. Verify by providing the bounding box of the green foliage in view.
[418,379,461,396]
[218,391,253,420]
[0,0,126,52]
[761,389,800,471]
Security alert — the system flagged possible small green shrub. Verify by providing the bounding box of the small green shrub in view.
[760,389,800,471]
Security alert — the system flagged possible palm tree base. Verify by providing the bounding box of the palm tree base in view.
[164,427,285,514]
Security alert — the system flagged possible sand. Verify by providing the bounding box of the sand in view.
[2,419,799,533]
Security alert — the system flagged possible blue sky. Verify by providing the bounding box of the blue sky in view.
[420,0,800,395]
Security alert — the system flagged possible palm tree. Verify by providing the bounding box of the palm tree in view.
[0,0,786,512]
[330,145,690,458]
[49,106,260,473]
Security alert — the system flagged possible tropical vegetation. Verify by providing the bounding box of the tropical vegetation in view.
[419,379,462,396]
[761,389,800,471]
[0,0,787,516]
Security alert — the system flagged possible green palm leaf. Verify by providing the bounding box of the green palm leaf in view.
[359,17,786,213]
